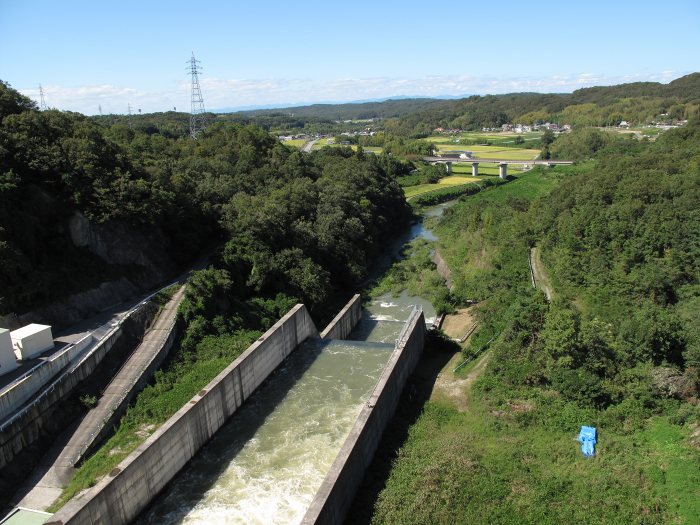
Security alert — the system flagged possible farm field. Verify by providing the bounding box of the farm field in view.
[599,126,665,140]
[280,138,307,148]
[424,131,544,146]
[434,143,540,160]
[403,175,483,199]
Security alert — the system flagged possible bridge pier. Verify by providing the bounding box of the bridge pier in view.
[471,162,479,177]
[499,162,508,179]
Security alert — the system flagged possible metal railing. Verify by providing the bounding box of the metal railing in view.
[0,296,156,433]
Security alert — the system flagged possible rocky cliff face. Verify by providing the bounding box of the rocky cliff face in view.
[0,277,140,330]
[69,212,176,285]
[0,214,178,330]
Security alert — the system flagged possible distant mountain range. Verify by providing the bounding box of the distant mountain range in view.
[211,94,471,115]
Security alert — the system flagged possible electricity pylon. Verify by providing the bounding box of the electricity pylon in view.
[188,52,207,139]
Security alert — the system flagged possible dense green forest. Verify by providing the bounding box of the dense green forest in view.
[0,80,410,317]
[369,119,700,523]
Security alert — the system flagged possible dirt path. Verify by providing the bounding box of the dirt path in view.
[431,350,491,412]
[530,246,554,301]
[441,308,475,340]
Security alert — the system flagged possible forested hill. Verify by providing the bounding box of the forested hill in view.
[237,97,447,120]
[0,80,410,321]
[87,74,700,138]
[237,73,700,135]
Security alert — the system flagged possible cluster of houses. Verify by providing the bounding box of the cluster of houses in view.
[434,123,570,134]
[0,324,54,377]
[501,123,570,133]
[278,128,377,144]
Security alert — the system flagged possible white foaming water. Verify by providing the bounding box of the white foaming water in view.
[369,314,400,322]
[137,339,392,525]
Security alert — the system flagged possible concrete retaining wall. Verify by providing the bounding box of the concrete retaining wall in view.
[320,294,362,340]
[302,308,426,524]
[0,302,157,471]
[0,334,93,422]
[48,304,319,525]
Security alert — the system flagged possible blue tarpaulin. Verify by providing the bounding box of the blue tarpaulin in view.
[578,426,597,457]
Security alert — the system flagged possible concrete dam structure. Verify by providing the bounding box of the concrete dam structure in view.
[47,293,427,525]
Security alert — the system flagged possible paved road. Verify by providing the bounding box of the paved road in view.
[302,138,319,153]
[12,286,187,511]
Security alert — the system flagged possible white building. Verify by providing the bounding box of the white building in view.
[0,328,19,375]
[11,324,54,360]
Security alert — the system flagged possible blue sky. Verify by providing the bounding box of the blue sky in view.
[1,0,698,114]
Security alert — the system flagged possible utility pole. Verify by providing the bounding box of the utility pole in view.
[38,85,48,110]
[188,52,207,139]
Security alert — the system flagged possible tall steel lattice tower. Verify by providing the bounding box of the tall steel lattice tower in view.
[38,85,48,110]
[188,52,207,139]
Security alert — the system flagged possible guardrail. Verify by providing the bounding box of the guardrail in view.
[0,298,151,434]
[0,334,93,418]
[0,281,180,434]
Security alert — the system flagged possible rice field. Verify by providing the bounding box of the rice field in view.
[281,139,307,148]
[434,143,540,160]
[424,131,544,146]
[403,176,483,198]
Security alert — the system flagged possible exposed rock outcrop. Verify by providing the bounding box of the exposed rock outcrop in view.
[0,277,140,330]
[69,212,176,286]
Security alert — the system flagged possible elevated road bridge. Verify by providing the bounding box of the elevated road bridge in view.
[423,157,574,179]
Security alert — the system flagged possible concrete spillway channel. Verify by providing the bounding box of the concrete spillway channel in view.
[46,294,426,525]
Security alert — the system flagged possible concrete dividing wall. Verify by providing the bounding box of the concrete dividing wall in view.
[0,302,157,471]
[320,294,362,340]
[302,308,426,525]
[0,334,92,422]
[48,304,319,525]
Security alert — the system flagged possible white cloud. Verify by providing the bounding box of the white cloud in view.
[19,70,691,115]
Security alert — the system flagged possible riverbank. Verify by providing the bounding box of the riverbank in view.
[355,162,700,524]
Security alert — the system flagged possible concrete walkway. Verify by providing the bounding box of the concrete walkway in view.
[11,286,186,511]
